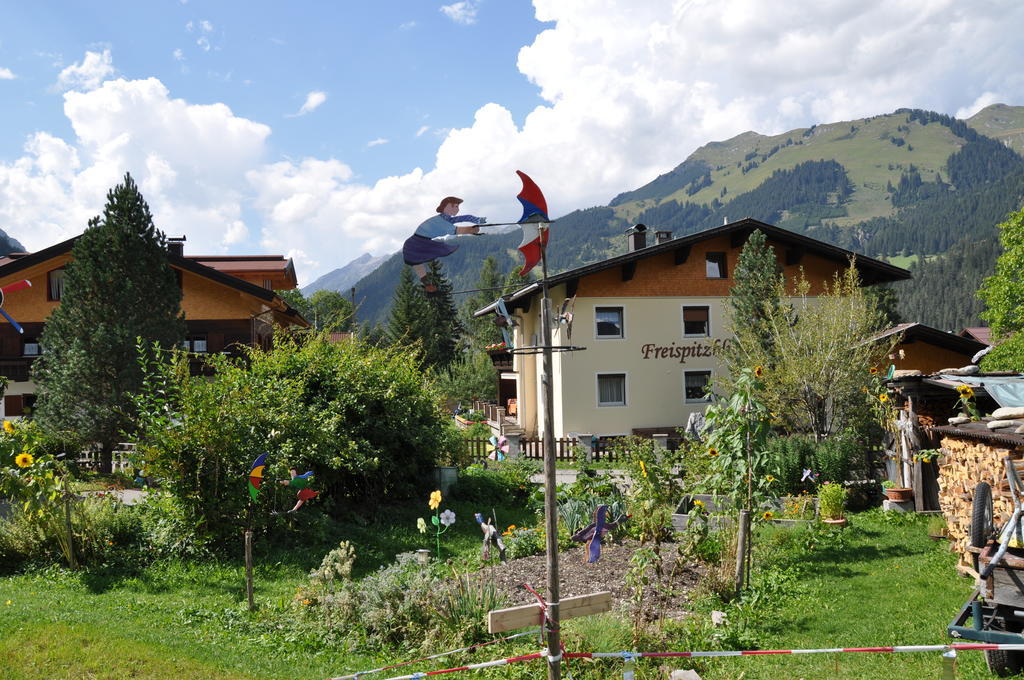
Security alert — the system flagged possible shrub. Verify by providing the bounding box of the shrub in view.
[817,482,847,520]
[451,462,535,504]
[132,333,460,545]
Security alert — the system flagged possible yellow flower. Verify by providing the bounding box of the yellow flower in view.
[428,490,442,510]
[878,393,889,403]
[14,453,33,468]
[754,365,764,378]
[503,524,516,536]
[4,600,10,606]
[762,511,774,521]
[765,475,776,483]
[869,366,879,375]
[957,385,975,399]
[693,499,705,510]
[302,599,312,606]
[2,420,13,434]
[708,447,719,457]
[639,460,648,478]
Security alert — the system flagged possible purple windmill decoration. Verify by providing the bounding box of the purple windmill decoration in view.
[571,504,628,563]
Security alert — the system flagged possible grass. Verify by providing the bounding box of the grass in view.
[0,505,1003,680]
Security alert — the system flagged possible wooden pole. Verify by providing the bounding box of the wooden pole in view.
[245,529,254,611]
[735,510,750,596]
[539,228,561,680]
[63,493,78,570]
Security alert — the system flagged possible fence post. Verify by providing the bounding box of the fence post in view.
[505,433,521,459]
[574,434,593,462]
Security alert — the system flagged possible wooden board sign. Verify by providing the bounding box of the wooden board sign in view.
[488,590,612,633]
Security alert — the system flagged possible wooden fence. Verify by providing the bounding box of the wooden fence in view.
[465,436,682,463]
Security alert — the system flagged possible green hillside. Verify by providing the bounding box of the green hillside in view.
[351,105,1024,332]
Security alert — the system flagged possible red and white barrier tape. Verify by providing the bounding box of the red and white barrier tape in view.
[342,643,1024,680]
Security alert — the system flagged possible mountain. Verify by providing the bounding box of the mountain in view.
[0,229,25,256]
[350,105,1024,331]
[302,252,386,296]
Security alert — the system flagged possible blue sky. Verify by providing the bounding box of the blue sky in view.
[2,1,1024,285]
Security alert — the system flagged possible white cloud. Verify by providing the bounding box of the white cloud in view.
[399,21,417,30]
[55,49,114,91]
[172,48,185,62]
[0,72,271,255]
[957,92,1003,119]
[6,2,1024,288]
[290,90,327,117]
[367,138,389,147]
[416,125,430,137]
[440,1,478,25]
[197,36,211,52]
[199,20,214,32]
[0,67,15,80]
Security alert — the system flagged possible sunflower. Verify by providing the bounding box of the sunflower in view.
[2,420,13,434]
[869,366,879,375]
[428,489,442,510]
[878,393,890,403]
[762,511,774,521]
[693,499,705,510]
[14,453,33,468]
[765,474,776,483]
[707,447,719,457]
[754,365,764,378]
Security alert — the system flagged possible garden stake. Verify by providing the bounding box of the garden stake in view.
[941,649,956,679]
[735,509,750,596]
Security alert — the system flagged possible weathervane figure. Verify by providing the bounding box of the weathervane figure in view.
[403,196,486,294]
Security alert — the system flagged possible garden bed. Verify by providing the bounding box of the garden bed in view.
[479,539,703,620]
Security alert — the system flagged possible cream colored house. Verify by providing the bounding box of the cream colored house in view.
[475,218,910,441]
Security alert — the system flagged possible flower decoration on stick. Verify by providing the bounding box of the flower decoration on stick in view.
[418,489,455,558]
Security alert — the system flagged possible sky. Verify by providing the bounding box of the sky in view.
[2,0,1023,286]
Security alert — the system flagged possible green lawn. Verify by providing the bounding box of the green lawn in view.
[0,509,1006,680]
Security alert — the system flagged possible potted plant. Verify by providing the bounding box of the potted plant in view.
[882,480,913,502]
[818,481,847,527]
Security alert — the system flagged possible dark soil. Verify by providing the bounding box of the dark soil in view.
[480,539,704,621]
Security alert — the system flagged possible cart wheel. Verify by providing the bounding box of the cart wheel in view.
[985,648,1023,676]
[971,482,994,549]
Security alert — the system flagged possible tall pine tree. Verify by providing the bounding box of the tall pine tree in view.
[724,229,784,376]
[386,263,463,370]
[34,174,185,471]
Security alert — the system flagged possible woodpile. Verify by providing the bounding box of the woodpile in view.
[937,436,1024,567]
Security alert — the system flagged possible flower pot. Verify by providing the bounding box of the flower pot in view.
[884,487,913,502]
[822,517,847,528]
[486,349,513,370]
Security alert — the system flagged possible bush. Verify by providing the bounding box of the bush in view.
[451,458,537,504]
[765,431,862,495]
[132,333,461,545]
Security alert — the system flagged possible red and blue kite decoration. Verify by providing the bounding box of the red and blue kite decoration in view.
[248,453,267,502]
[515,170,550,276]
[0,279,32,334]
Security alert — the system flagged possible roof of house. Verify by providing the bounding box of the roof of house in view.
[872,322,987,356]
[474,217,912,317]
[0,236,308,326]
[959,327,993,345]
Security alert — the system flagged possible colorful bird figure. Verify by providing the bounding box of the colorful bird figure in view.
[248,453,268,502]
[0,280,32,334]
[280,468,319,513]
[486,435,509,462]
[474,512,506,562]
[570,504,627,563]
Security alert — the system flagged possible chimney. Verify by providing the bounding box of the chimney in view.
[625,223,648,251]
[167,236,186,257]
[655,229,672,245]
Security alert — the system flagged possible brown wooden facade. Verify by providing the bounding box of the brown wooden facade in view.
[0,237,308,417]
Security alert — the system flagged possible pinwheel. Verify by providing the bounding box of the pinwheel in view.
[487,435,509,462]
[514,170,550,276]
[570,504,628,563]
[247,453,268,502]
[0,279,32,334]
[493,298,516,348]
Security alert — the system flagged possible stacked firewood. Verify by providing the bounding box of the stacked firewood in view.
[937,436,1023,568]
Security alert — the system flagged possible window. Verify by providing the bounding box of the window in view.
[182,336,208,353]
[47,269,65,301]
[683,306,710,337]
[597,373,626,407]
[23,338,40,356]
[684,370,712,403]
[705,252,727,278]
[595,306,624,339]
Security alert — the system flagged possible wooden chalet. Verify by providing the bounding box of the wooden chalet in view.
[0,236,308,417]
